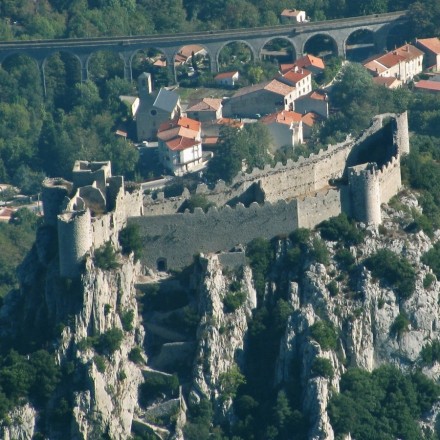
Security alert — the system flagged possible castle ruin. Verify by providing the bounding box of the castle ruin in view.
[42,113,409,276]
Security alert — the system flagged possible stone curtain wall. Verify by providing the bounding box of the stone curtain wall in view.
[130,200,299,270]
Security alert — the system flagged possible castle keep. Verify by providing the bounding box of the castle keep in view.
[43,113,409,276]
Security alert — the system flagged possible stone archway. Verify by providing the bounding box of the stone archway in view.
[260,37,296,65]
[303,33,339,59]
[345,28,376,62]
[216,40,256,71]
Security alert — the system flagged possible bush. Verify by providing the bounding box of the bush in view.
[246,238,272,299]
[390,313,410,339]
[139,372,179,405]
[335,248,355,268]
[423,273,436,289]
[309,321,338,351]
[94,241,120,270]
[311,357,334,379]
[94,355,106,373]
[310,237,329,266]
[129,347,144,364]
[120,309,134,332]
[420,341,440,366]
[422,243,440,279]
[364,249,416,300]
[179,194,215,213]
[318,214,364,246]
[223,290,247,313]
[96,328,124,355]
[118,224,142,261]
[218,365,246,401]
[327,280,339,297]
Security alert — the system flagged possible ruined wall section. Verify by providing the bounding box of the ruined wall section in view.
[129,200,299,270]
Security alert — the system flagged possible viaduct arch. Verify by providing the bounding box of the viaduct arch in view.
[0,11,407,92]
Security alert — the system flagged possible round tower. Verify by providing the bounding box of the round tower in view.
[395,111,410,156]
[348,164,381,225]
[41,178,73,226]
[58,210,92,278]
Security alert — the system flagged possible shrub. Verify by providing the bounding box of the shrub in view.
[246,238,272,299]
[318,213,364,245]
[309,321,338,351]
[423,273,436,289]
[422,243,440,279]
[118,224,142,261]
[120,309,134,332]
[311,357,334,379]
[335,248,355,268]
[311,237,329,266]
[179,194,215,213]
[218,365,246,401]
[420,341,440,366]
[139,372,179,404]
[327,280,339,297]
[94,241,120,270]
[94,355,106,373]
[129,347,144,364]
[390,313,410,339]
[364,249,416,300]
[223,290,247,313]
[96,328,124,355]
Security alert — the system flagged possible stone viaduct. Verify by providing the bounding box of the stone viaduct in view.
[0,11,407,92]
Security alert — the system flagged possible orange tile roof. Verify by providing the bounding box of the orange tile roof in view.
[166,136,200,151]
[302,112,321,127]
[372,76,401,88]
[215,71,239,80]
[295,54,325,70]
[364,44,424,72]
[186,98,222,112]
[416,38,440,55]
[261,110,302,126]
[232,79,295,99]
[282,68,311,84]
[216,118,245,129]
[281,9,304,17]
[309,90,328,100]
[178,44,205,59]
[414,80,440,92]
[158,117,201,133]
[280,63,296,74]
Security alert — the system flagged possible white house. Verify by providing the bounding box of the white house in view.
[363,44,424,83]
[278,66,312,99]
[157,117,203,176]
[280,9,306,23]
[260,110,303,151]
[214,71,240,87]
[415,37,440,71]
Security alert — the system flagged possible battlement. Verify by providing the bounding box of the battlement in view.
[45,113,408,274]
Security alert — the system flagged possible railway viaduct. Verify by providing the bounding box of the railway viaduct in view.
[0,10,407,91]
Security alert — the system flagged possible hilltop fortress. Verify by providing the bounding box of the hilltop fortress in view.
[42,113,409,277]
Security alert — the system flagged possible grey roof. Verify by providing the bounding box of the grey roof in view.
[153,89,180,113]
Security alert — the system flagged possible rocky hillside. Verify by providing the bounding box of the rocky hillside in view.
[1,190,440,440]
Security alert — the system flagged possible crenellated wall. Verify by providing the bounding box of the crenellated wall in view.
[43,113,409,274]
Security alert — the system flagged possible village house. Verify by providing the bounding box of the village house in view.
[174,44,207,66]
[186,98,223,122]
[415,37,440,71]
[201,118,245,149]
[295,90,329,118]
[290,54,325,75]
[372,76,402,89]
[222,79,296,118]
[260,110,303,151]
[136,72,181,141]
[414,79,440,94]
[157,116,203,176]
[278,66,313,99]
[363,44,424,83]
[280,9,306,23]
[214,71,240,87]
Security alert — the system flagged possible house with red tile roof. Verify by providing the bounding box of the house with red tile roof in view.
[295,90,329,118]
[415,37,440,71]
[157,116,203,176]
[260,110,303,151]
[372,76,402,89]
[293,55,325,75]
[280,9,306,23]
[414,79,440,94]
[363,44,424,83]
[201,118,245,149]
[186,98,223,122]
[223,79,297,118]
[174,45,207,66]
[278,66,312,99]
[215,71,240,87]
